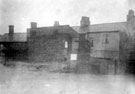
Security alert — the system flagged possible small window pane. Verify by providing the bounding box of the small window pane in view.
[91,39,94,47]
[104,34,109,44]
[65,41,68,48]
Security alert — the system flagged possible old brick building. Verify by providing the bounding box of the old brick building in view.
[71,9,135,73]
[1,9,135,73]
[26,9,135,73]
[27,22,78,63]
[0,25,27,61]
[0,9,125,73]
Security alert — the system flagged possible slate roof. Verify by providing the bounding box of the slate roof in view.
[72,22,127,33]
[28,25,78,37]
[0,33,27,42]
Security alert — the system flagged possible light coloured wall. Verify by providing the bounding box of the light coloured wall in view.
[87,32,120,59]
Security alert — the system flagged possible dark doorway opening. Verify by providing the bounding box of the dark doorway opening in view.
[126,52,135,75]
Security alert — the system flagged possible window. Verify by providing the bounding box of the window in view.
[104,34,109,44]
[91,39,94,47]
[88,37,94,47]
[70,54,77,60]
[85,33,91,41]
[65,41,68,48]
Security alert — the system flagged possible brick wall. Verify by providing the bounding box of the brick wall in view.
[28,34,72,63]
[3,42,28,61]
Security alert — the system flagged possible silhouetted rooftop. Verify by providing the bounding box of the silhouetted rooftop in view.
[28,25,78,37]
[0,33,27,42]
[72,22,127,33]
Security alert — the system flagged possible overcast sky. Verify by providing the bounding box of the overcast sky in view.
[0,0,134,34]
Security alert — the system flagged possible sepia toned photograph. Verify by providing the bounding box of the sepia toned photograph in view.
[0,0,135,94]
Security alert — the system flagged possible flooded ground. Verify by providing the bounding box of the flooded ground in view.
[0,62,135,94]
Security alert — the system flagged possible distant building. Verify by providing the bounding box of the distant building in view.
[72,18,120,61]
[1,9,135,73]
[27,9,135,73]
[0,25,27,61]
[72,10,135,61]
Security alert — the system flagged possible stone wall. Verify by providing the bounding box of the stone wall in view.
[87,32,120,59]
[75,57,116,74]
[77,34,91,63]
[28,34,72,63]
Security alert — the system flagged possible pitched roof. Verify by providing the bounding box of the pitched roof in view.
[28,25,78,37]
[72,22,127,33]
[0,33,27,42]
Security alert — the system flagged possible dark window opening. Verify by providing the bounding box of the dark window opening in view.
[104,34,109,44]
[91,39,94,47]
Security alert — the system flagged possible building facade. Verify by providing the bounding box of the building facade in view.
[26,10,135,73]
[1,9,135,73]
[27,23,78,63]
[0,25,27,61]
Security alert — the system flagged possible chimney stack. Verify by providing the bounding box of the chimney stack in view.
[31,22,37,28]
[127,9,135,22]
[9,25,14,34]
[80,16,90,27]
[127,9,135,36]
[9,25,14,41]
[80,16,90,33]
[54,21,60,26]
